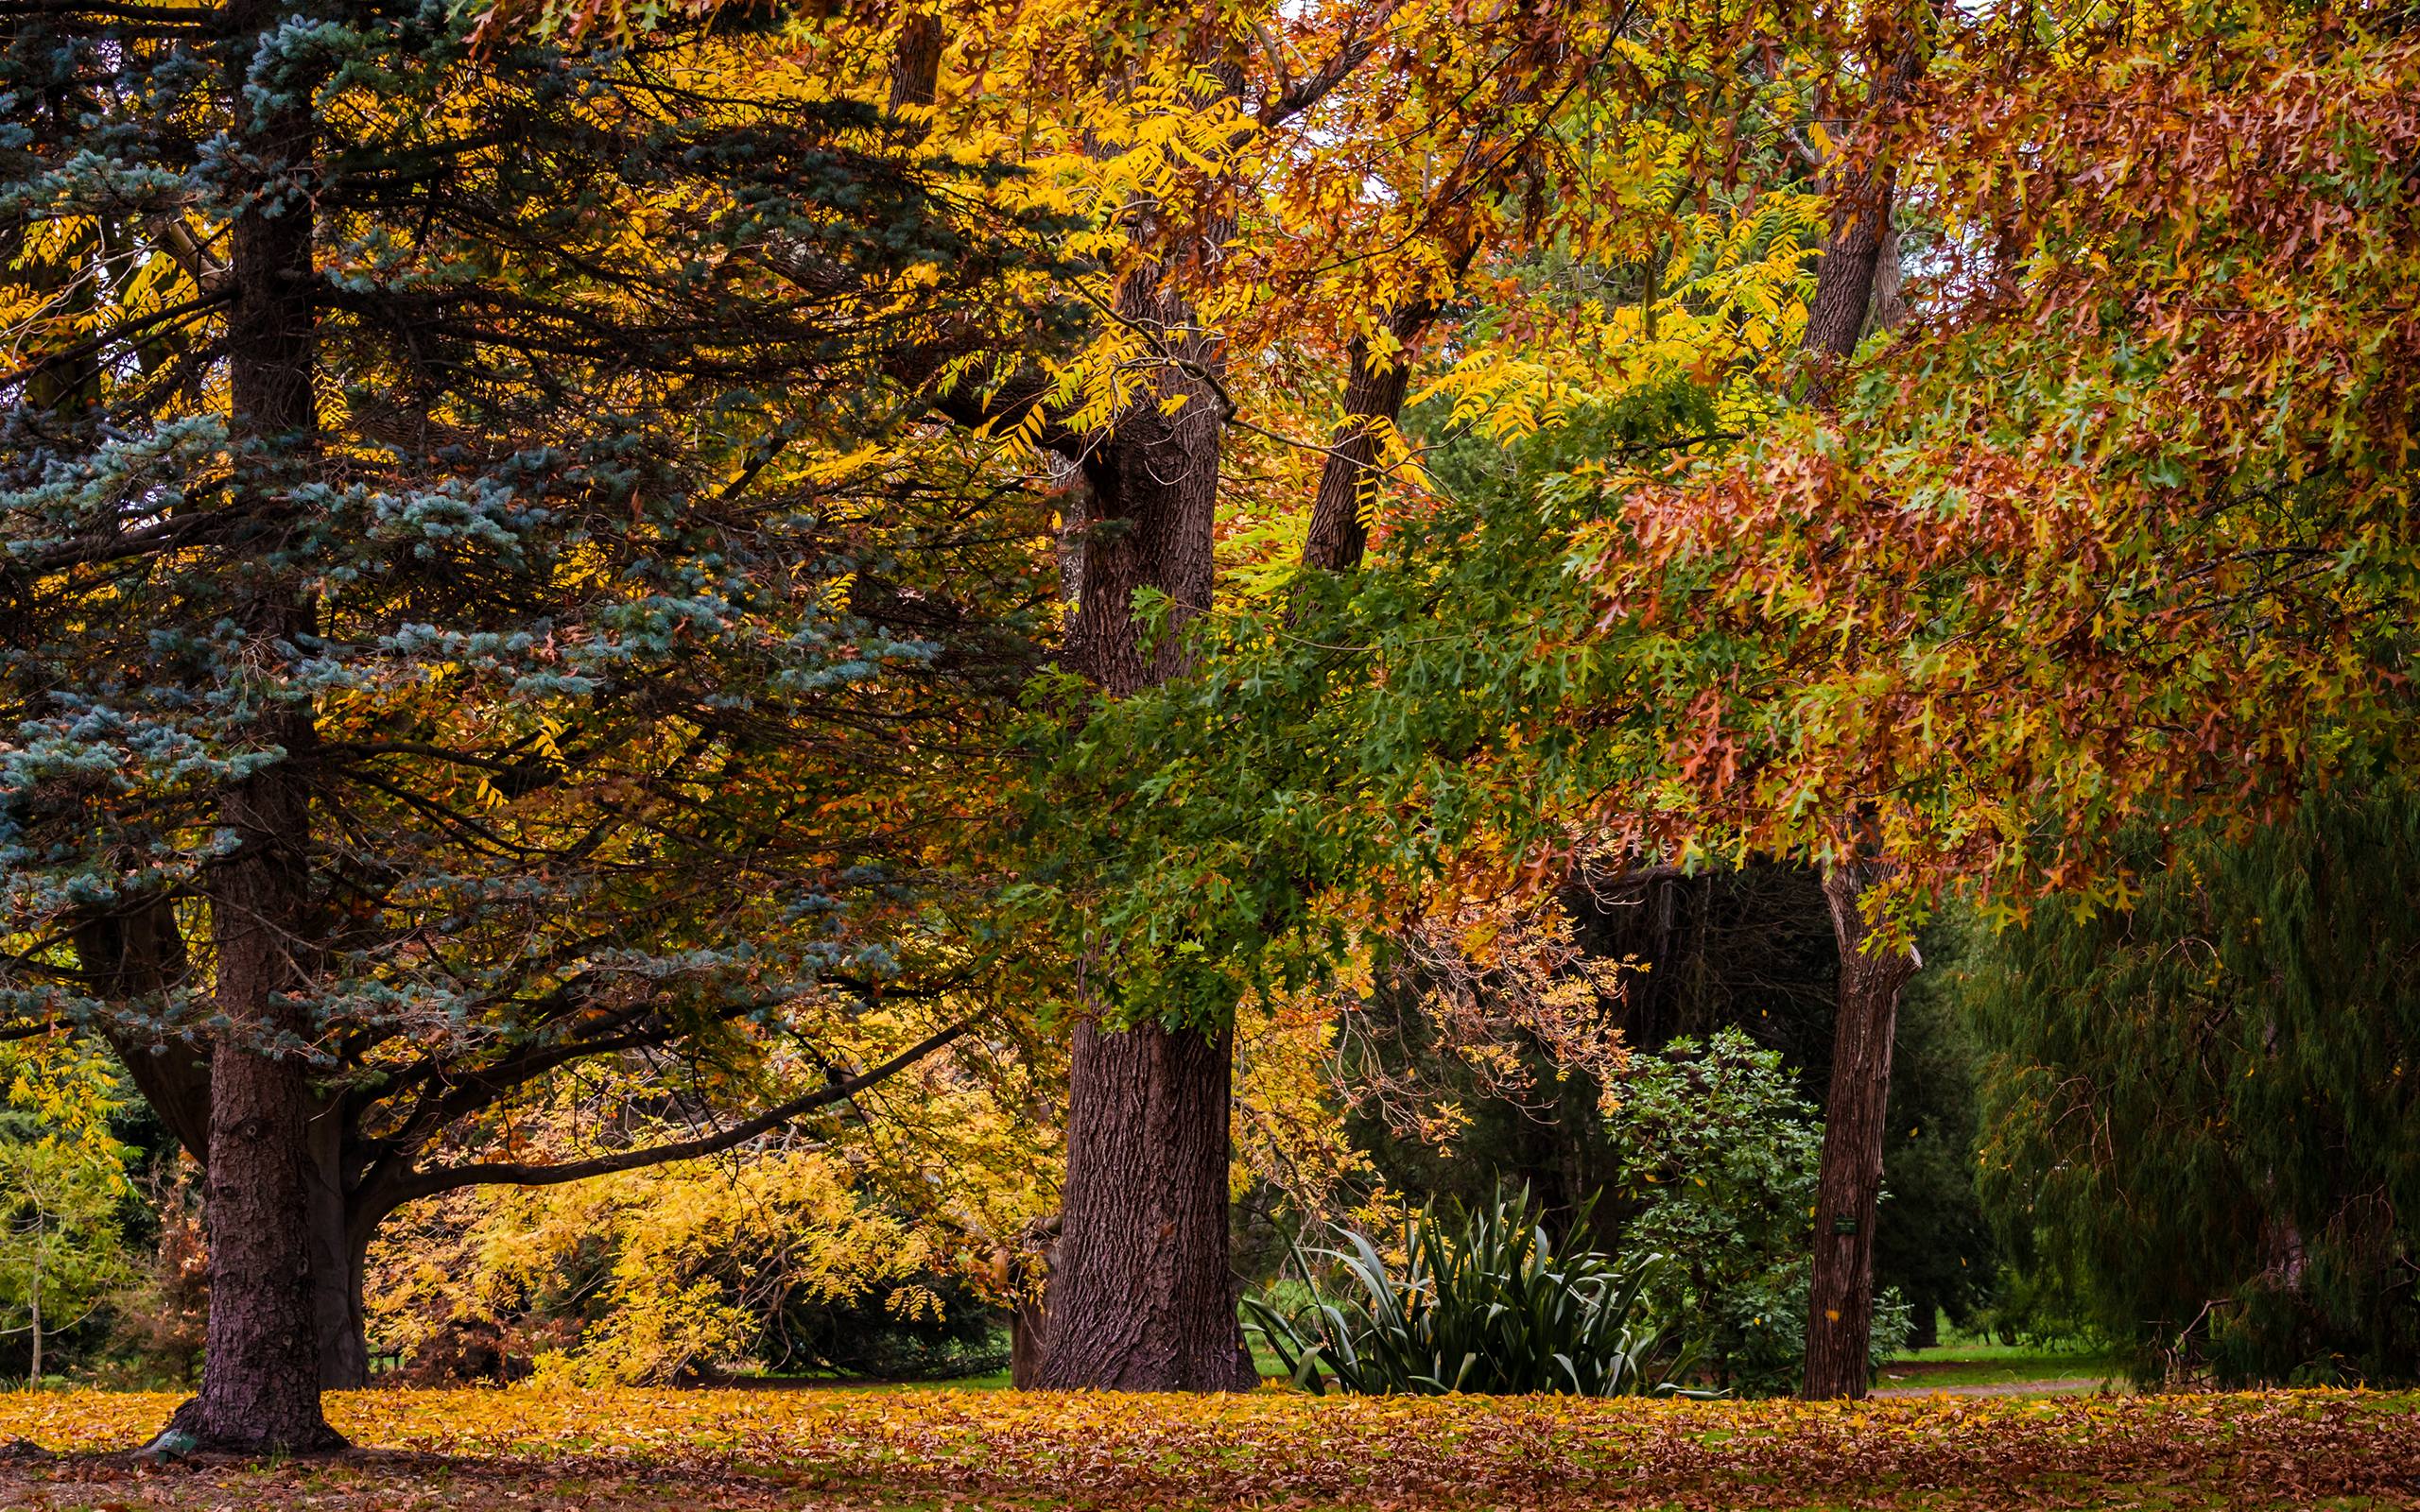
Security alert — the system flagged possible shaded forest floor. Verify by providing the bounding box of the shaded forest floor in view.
[0,1386,2413,1510]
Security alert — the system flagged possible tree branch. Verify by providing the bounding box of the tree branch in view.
[386,1015,977,1203]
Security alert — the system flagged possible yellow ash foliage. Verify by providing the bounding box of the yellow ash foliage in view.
[361,1022,1063,1382]
[1230,983,1392,1230]
[0,1032,129,1173]
[367,1143,934,1384]
[455,3,1823,603]
[1229,886,1629,1227]
[820,1040,1066,1309]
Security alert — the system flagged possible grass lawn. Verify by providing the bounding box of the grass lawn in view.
[1877,1340,2124,1393]
[0,1385,2412,1510]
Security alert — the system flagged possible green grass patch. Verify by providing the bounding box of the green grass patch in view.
[1879,1340,2122,1390]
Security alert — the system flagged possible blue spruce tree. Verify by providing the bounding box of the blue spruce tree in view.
[3,0,1057,1448]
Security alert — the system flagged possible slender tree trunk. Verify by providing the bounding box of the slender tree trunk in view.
[1036,1020,1256,1390]
[1792,4,1930,1400]
[1802,864,1918,1400]
[157,9,343,1449]
[1006,1219,1059,1389]
[1300,301,1432,574]
[1797,4,1930,393]
[1010,1297,1048,1388]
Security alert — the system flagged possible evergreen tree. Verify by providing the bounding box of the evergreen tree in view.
[2,0,1054,1448]
[1969,790,2420,1384]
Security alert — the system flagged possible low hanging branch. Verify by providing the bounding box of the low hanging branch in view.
[389,1015,978,1203]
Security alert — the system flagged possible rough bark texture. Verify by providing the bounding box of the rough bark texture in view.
[160,16,345,1447]
[1798,13,1930,375]
[1014,47,1257,1390]
[1803,865,1919,1400]
[1059,245,1223,696]
[1035,1020,1257,1390]
[1793,5,1930,1400]
[1031,238,1252,1387]
[175,755,345,1452]
[887,11,943,118]
[1800,160,1894,369]
[77,900,381,1391]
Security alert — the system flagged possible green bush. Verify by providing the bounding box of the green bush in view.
[1604,1029,1910,1394]
[1242,1185,1688,1397]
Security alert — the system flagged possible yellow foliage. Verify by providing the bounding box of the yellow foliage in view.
[367,1141,934,1383]
[0,1032,130,1177]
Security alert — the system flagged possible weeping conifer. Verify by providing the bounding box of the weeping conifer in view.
[1970,790,2420,1385]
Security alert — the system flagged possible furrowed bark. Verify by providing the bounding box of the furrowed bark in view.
[1797,8,1930,394]
[1028,73,1253,1386]
[1036,1020,1256,1390]
[156,6,345,1451]
[1034,308,1251,1391]
[1794,2,1931,1400]
[173,739,345,1451]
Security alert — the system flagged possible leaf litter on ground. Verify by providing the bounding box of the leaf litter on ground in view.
[0,1386,2412,1510]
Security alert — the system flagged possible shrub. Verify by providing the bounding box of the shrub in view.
[1242,1185,1686,1396]
[1604,1028,1910,1394]
[368,1141,957,1384]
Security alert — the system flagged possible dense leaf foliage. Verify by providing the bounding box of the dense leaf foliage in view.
[1,0,1062,1284]
[1570,5,2420,915]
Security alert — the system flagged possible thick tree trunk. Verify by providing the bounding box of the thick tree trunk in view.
[158,11,344,1448]
[1032,431,1249,1388]
[78,896,367,1391]
[1035,1020,1257,1390]
[1021,132,1253,1385]
[169,760,345,1452]
[1802,865,1918,1400]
